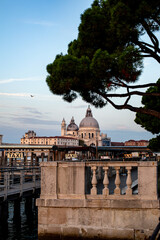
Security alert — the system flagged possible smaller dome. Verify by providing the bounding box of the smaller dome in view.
[67,117,79,131]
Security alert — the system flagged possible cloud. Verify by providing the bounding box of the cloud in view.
[116,125,129,130]
[0,105,42,117]
[0,76,43,84]
[0,93,30,97]
[21,107,42,116]
[8,107,43,117]
[0,92,54,99]
[12,117,60,126]
[25,20,56,27]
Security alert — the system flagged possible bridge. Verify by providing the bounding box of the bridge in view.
[0,166,40,201]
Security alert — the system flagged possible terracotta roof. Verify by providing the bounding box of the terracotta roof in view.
[126,140,136,142]
[111,142,124,146]
[139,140,149,142]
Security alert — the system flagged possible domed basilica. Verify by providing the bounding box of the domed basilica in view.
[61,106,111,146]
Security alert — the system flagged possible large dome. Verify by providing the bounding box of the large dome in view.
[79,106,99,129]
[67,117,79,131]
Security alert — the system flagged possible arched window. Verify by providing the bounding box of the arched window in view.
[89,133,90,139]
[82,133,83,138]
[92,133,94,138]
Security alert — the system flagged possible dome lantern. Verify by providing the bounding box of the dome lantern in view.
[85,105,93,117]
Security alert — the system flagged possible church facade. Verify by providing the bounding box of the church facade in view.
[61,106,111,147]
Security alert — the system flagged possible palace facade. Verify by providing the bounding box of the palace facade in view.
[21,131,79,146]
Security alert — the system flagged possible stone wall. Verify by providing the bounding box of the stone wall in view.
[36,161,160,240]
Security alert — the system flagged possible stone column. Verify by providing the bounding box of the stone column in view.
[103,166,109,196]
[57,162,86,197]
[114,167,120,195]
[40,162,58,199]
[138,161,158,200]
[126,167,132,195]
[91,166,97,195]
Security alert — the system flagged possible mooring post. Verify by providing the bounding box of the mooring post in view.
[13,198,21,220]
[4,172,9,200]
[20,170,24,197]
[0,201,8,237]
[33,168,36,193]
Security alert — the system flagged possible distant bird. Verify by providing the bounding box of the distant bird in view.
[30,95,34,97]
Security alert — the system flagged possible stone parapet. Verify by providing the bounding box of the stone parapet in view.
[37,198,160,209]
[39,161,158,201]
[37,161,159,239]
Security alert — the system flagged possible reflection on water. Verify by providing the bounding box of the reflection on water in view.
[0,198,38,240]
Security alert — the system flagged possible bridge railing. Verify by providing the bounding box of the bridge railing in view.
[0,166,41,200]
[40,160,158,201]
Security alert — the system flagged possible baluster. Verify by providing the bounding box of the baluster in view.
[114,167,120,195]
[126,167,132,195]
[91,166,97,195]
[103,167,109,196]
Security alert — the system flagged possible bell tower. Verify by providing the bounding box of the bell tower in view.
[61,118,66,136]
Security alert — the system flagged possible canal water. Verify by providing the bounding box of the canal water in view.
[0,197,38,240]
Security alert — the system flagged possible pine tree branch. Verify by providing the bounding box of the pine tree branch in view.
[112,79,158,89]
[96,90,160,119]
[137,40,160,63]
[142,20,159,53]
[105,91,160,98]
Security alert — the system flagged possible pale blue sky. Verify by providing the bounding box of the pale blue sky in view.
[0,0,159,143]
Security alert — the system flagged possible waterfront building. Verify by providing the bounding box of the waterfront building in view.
[124,139,149,146]
[21,132,79,146]
[20,107,149,149]
[61,106,111,147]
[111,142,124,146]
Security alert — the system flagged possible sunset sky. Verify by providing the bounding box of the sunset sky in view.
[0,0,159,143]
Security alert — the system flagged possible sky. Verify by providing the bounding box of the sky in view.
[0,0,159,143]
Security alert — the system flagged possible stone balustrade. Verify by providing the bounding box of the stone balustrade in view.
[39,161,158,201]
[37,161,159,240]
